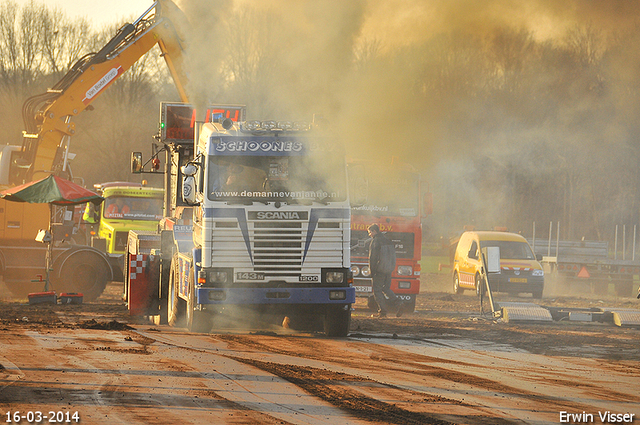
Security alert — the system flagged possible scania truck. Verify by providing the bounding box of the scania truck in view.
[126,104,355,336]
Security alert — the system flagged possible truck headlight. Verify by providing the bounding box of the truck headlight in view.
[397,265,413,276]
[532,269,544,276]
[325,271,344,284]
[350,265,360,276]
[361,266,371,277]
[209,271,229,284]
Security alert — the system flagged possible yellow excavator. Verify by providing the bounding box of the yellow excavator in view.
[0,0,189,300]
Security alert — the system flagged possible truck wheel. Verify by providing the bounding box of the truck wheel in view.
[52,248,111,301]
[366,296,379,311]
[167,258,186,327]
[324,305,351,337]
[186,271,211,333]
[475,274,484,297]
[532,289,543,299]
[157,260,170,325]
[453,272,464,294]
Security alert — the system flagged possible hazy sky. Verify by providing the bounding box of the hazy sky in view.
[13,0,153,28]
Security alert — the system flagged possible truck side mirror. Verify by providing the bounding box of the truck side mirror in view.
[131,152,143,174]
[181,163,199,205]
[182,176,197,205]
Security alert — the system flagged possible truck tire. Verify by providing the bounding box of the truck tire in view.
[475,274,483,297]
[453,272,464,294]
[52,247,112,301]
[157,260,170,325]
[186,271,211,333]
[323,305,351,337]
[167,258,186,327]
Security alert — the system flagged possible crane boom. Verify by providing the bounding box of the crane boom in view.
[0,0,192,301]
[16,0,189,185]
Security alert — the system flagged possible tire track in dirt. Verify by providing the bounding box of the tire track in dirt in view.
[216,333,620,417]
[228,356,458,425]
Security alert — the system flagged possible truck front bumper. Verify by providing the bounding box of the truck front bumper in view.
[196,286,355,305]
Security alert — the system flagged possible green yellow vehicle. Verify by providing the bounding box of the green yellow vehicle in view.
[83,182,163,280]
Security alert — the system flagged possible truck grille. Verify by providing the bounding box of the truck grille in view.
[210,218,344,281]
[253,222,302,277]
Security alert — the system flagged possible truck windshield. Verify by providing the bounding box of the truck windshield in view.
[480,240,535,260]
[103,197,163,220]
[352,168,419,217]
[207,153,347,203]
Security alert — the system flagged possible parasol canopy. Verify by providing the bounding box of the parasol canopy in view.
[0,175,103,206]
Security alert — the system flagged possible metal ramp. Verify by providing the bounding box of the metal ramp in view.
[598,308,640,327]
[497,302,554,323]
[478,248,553,323]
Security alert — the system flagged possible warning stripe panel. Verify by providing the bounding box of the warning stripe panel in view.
[129,254,151,281]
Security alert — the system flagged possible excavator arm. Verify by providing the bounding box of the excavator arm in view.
[15,0,189,185]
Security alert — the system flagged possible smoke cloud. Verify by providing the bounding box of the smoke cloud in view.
[162,0,640,241]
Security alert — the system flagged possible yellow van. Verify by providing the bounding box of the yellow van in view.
[452,231,544,298]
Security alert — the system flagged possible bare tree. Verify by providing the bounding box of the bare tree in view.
[219,5,282,118]
[353,37,383,72]
[40,7,93,78]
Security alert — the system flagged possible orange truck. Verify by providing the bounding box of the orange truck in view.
[348,159,431,312]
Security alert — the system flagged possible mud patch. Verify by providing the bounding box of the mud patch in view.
[0,302,62,325]
[95,346,150,355]
[78,319,133,331]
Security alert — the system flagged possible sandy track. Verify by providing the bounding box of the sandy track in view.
[1,280,639,424]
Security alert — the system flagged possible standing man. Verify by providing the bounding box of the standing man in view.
[368,224,405,318]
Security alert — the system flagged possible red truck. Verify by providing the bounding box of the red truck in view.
[348,159,431,312]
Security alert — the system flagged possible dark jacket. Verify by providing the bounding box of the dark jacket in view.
[369,233,396,274]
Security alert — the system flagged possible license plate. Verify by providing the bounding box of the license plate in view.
[236,272,264,280]
[355,286,372,293]
[509,278,527,283]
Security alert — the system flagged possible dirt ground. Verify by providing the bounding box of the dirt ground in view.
[1,274,639,424]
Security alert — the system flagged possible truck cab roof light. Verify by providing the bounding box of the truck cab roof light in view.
[240,120,311,133]
[261,120,277,130]
[293,121,309,131]
[243,120,262,132]
[277,121,292,130]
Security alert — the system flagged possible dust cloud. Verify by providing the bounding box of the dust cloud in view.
[162,0,640,241]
